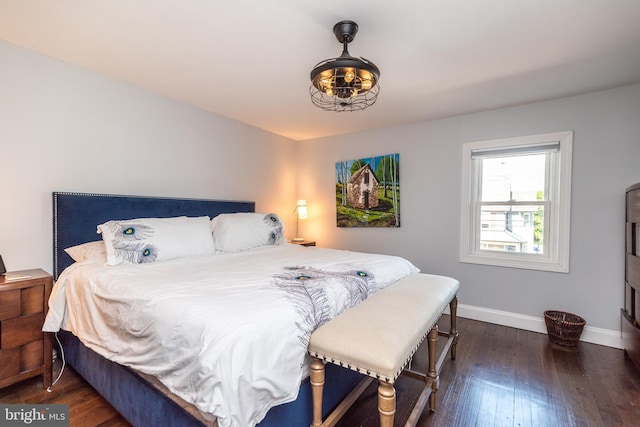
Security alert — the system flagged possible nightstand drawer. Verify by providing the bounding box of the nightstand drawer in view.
[21,340,44,372]
[0,290,21,320]
[0,285,44,320]
[1,313,44,349]
[0,348,21,380]
[0,341,42,382]
[22,285,45,316]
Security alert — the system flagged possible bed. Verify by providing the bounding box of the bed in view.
[45,192,422,427]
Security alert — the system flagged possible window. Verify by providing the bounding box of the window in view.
[460,131,572,272]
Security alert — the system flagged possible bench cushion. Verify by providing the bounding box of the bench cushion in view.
[308,273,459,383]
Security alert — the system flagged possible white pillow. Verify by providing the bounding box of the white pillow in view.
[97,216,215,265]
[65,241,107,263]
[212,213,285,253]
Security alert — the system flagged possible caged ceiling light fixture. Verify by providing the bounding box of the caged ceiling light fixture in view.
[309,20,380,112]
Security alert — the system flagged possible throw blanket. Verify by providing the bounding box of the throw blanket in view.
[275,267,376,348]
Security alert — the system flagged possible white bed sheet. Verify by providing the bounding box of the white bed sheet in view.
[44,244,418,427]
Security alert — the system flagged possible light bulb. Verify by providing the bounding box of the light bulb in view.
[344,69,355,83]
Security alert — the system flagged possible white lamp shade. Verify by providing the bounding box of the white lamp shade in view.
[296,200,308,219]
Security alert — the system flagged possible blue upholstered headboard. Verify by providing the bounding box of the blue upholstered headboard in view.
[52,192,255,279]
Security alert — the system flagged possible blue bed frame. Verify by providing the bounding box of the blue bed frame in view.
[52,192,362,427]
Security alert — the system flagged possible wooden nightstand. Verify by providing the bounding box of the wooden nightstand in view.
[291,240,316,247]
[0,269,53,389]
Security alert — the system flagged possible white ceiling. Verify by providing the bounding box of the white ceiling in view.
[1,1,640,141]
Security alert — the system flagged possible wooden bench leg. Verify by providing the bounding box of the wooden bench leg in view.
[378,380,395,427]
[450,296,459,360]
[427,325,439,411]
[310,357,325,427]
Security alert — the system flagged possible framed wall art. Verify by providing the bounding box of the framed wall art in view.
[335,153,400,227]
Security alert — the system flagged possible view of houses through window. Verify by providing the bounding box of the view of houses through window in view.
[478,153,547,255]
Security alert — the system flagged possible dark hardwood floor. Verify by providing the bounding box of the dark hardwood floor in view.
[2,316,639,426]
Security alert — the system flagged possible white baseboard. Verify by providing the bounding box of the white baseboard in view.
[443,303,623,349]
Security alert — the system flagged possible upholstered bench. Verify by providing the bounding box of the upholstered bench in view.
[307,273,459,427]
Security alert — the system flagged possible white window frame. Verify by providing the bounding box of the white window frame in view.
[459,131,573,273]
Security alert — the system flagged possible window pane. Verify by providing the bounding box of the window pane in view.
[460,131,572,272]
[480,154,546,202]
[480,204,544,254]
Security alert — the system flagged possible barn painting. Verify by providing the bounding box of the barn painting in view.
[335,153,400,227]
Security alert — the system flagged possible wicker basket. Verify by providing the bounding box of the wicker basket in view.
[544,310,586,346]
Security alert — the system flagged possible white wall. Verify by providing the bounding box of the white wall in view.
[3,39,639,347]
[0,41,297,273]
[297,84,640,343]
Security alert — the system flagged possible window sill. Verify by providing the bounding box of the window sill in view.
[460,252,569,273]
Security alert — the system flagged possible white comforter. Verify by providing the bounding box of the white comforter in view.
[43,244,418,427]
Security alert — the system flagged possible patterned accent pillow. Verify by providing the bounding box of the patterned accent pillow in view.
[97,216,215,265]
[211,212,285,253]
